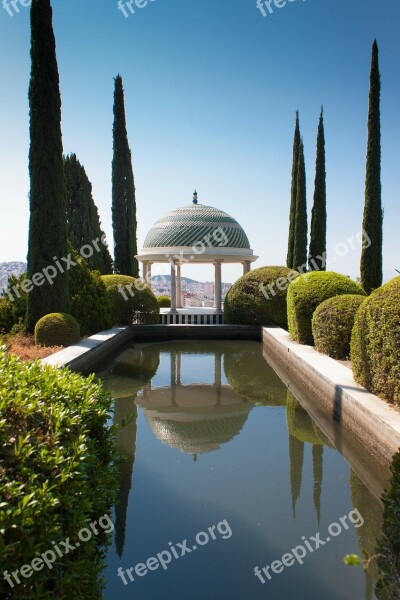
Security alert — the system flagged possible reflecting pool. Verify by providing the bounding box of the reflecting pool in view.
[97,340,385,600]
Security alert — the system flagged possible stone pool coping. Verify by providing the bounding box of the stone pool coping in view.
[262,327,400,468]
[40,324,261,373]
[41,326,133,373]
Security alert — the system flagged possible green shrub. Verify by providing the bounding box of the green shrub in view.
[1,273,29,331]
[157,295,171,308]
[101,275,159,325]
[312,294,366,359]
[224,266,300,329]
[35,313,81,347]
[68,244,112,336]
[376,451,400,599]
[0,298,14,333]
[351,276,400,405]
[287,271,366,345]
[0,348,118,599]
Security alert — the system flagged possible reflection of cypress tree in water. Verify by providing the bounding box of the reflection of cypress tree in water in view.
[350,470,383,600]
[286,391,332,521]
[224,348,287,405]
[313,445,323,526]
[289,432,304,518]
[113,396,138,558]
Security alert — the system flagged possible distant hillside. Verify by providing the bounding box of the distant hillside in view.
[0,262,26,291]
[151,275,201,284]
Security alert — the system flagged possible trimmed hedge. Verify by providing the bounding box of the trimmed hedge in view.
[376,451,400,599]
[35,313,81,347]
[287,271,366,345]
[101,275,159,325]
[351,276,400,405]
[157,295,171,308]
[312,294,366,359]
[224,266,300,329]
[69,245,112,336]
[0,348,118,599]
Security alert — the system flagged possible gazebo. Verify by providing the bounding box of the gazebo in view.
[136,192,258,324]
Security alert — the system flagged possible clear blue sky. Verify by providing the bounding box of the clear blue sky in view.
[0,0,399,283]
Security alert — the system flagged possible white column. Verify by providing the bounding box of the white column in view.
[243,261,251,275]
[214,260,222,312]
[147,262,153,288]
[176,264,182,308]
[171,263,177,311]
[142,261,147,281]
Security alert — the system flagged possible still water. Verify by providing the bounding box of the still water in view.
[97,340,384,600]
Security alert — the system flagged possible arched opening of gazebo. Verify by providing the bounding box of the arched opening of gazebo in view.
[136,192,258,324]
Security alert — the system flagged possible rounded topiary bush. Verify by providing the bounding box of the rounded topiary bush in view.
[224,266,300,329]
[287,271,366,345]
[351,276,400,405]
[312,294,366,359]
[157,295,171,308]
[35,313,81,347]
[101,275,159,325]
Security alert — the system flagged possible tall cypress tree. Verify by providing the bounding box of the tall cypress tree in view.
[287,112,301,269]
[27,0,69,331]
[293,140,308,269]
[361,40,382,294]
[112,75,138,277]
[309,108,327,271]
[64,154,113,274]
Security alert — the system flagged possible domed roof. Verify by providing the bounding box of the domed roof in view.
[143,203,251,249]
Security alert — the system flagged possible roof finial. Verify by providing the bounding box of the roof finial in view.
[193,189,198,204]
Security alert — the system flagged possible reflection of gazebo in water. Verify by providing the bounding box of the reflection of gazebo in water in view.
[136,350,253,458]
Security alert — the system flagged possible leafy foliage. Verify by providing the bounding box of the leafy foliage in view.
[68,245,112,336]
[287,111,301,269]
[312,294,366,359]
[27,0,69,331]
[0,298,14,334]
[101,275,159,326]
[34,313,81,348]
[224,266,300,329]
[0,348,118,599]
[287,271,366,345]
[351,276,400,405]
[361,40,383,294]
[112,75,138,277]
[64,154,113,275]
[376,451,400,599]
[292,140,308,270]
[309,108,327,271]
[157,295,171,308]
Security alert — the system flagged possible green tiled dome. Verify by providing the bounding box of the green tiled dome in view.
[143,203,251,249]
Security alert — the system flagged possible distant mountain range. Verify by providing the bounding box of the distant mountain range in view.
[0,262,27,291]
[151,275,201,284]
